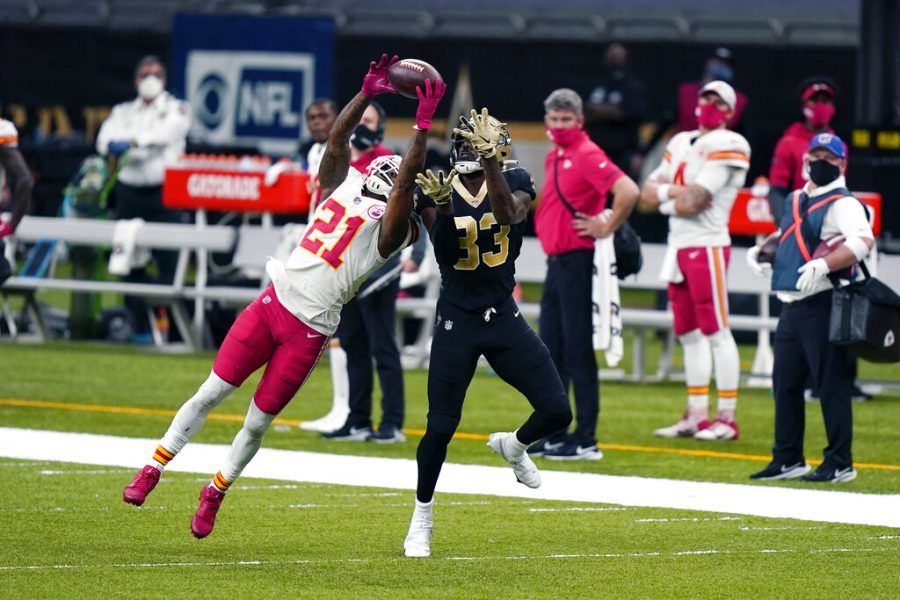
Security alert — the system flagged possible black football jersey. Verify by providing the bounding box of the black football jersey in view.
[415,165,536,311]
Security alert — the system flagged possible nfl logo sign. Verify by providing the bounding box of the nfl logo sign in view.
[444,320,453,331]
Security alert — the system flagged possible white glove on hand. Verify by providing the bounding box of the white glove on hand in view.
[796,258,829,293]
[746,245,772,277]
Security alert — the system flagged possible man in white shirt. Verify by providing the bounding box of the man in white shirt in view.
[120,53,446,537]
[747,133,874,483]
[96,55,191,331]
[641,81,750,442]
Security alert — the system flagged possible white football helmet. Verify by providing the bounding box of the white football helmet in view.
[363,154,402,198]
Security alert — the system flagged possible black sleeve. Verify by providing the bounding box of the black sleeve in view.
[502,166,536,200]
[768,186,789,225]
[0,146,33,228]
[430,211,460,267]
[414,186,436,214]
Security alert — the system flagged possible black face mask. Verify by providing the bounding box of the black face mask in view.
[808,159,841,186]
[350,124,381,150]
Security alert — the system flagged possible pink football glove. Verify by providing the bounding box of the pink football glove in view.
[361,53,399,98]
[415,78,446,130]
[0,222,14,238]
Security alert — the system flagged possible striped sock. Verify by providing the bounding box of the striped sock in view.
[686,386,710,422]
[151,445,175,471]
[211,471,233,493]
[717,390,738,422]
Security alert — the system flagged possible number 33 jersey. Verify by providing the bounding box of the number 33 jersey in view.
[267,168,419,335]
[416,164,536,311]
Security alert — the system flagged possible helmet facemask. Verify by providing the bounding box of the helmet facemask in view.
[363,154,402,200]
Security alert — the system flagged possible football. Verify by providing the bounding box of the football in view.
[387,59,443,99]
[756,231,780,264]
[813,235,846,259]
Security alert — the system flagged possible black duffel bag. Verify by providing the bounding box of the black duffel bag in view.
[613,221,643,280]
[829,262,900,363]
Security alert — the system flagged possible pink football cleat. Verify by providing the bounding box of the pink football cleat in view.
[123,465,161,506]
[191,485,226,539]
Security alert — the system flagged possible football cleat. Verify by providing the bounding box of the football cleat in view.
[526,437,566,457]
[654,413,711,439]
[123,465,161,506]
[191,485,226,539]
[801,463,857,483]
[403,502,433,558]
[487,432,541,489]
[693,419,739,441]
[750,461,811,480]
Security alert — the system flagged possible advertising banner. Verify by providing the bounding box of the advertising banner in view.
[171,15,334,155]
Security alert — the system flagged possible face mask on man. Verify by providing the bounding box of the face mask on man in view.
[546,127,582,148]
[808,159,841,186]
[138,75,164,101]
[803,103,835,128]
[695,102,729,130]
[350,124,381,150]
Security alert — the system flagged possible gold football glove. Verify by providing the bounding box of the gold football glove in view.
[416,168,457,206]
[453,107,507,159]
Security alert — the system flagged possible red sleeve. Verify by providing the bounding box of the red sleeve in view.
[768,136,794,188]
[582,149,625,197]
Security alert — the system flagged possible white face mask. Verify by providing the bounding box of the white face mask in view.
[138,75,164,100]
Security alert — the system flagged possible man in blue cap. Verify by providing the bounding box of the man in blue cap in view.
[746,133,875,483]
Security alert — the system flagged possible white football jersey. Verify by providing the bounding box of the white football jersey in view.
[0,119,19,147]
[654,128,750,249]
[267,169,418,335]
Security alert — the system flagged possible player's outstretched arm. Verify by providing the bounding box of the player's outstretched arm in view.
[378,78,446,257]
[319,54,399,200]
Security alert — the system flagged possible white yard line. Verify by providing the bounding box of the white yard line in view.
[1,547,896,571]
[1,427,898,528]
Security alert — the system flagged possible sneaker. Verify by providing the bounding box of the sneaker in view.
[321,423,372,441]
[851,386,873,403]
[693,419,739,441]
[749,461,811,480]
[543,441,603,461]
[403,502,433,558]
[487,432,541,489]
[367,425,407,444]
[654,413,710,438]
[191,485,226,539]
[526,437,566,457]
[123,465,161,506]
[801,463,857,483]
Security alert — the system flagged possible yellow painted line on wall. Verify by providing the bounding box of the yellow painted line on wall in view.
[2,397,898,472]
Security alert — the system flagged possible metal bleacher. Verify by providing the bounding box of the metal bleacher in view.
[0,0,861,46]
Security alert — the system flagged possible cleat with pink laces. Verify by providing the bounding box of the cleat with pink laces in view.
[653,413,710,438]
[123,465,161,506]
[191,485,226,538]
[694,419,739,441]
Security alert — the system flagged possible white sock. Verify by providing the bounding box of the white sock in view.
[160,371,236,455]
[708,329,740,420]
[414,498,433,518]
[680,330,711,421]
[508,430,529,457]
[218,399,275,483]
[329,342,349,411]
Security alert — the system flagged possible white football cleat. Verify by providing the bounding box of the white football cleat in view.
[693,419,739,441]
[654,413,710,439]
[299,409,350,432]
[404,501,433,558]
[487,432,541,489]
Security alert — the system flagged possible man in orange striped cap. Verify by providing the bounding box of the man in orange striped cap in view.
[640,80,751,441]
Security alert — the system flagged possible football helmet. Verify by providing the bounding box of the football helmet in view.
[450,114,512,174]
[363,154,402,198]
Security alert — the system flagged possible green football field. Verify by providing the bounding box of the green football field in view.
[1,341,898,598]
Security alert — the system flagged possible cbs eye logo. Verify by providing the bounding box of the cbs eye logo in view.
[194,72,229,131]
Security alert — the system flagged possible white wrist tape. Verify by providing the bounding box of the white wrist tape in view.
[656,183,671,203]
[843,236,871,261]
[659,200,676,216]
